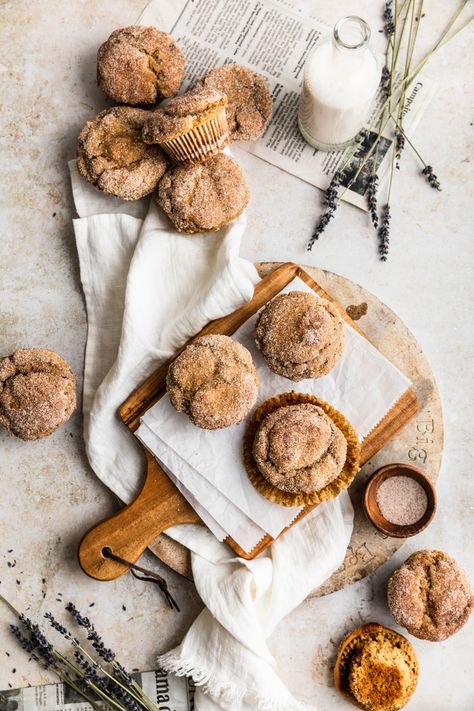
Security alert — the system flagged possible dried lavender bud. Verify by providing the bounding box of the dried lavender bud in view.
[378,203,391,261]
[10,625,36,655]
[395,130,405,168]
[66,602,91,629]
[383,1,395,36]
[380,65,391,97]
[366,174,379,228]
[44,612,79,646]
[16,616,56,669]
[307,171,343,251]
[422,165,441,191]
[67,602,115,664]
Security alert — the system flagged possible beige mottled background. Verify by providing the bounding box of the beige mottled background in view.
[0,1,473,708]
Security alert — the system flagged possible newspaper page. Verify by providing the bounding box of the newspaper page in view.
[0,670,194,711]
[170,0,436,210]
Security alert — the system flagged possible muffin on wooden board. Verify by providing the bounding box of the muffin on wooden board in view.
[97,26,185,105]
[166,335,258,429]
[255,291,345,381]
[156,153,249,233]
[194,64,272,141]
[142,87,229,164]
[243,392,360,507]
[387,550,473,641]
[77,107,168,200]
[0,349,76,440]
[334,623,419,711]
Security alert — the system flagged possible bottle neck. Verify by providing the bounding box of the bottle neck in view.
[333,16,371,54]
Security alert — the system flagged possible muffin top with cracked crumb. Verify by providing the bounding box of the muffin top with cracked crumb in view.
[252,403,347,494]
[334,623,419,711]
[77,107,168,200]
[255,291,345,381]
[142,87,227,143]
[194,64,272,141]
[387,550,473,641]
[0,348,76,441]
[156,153,249,233]
[97,26,185,105]
[166,334,258,429]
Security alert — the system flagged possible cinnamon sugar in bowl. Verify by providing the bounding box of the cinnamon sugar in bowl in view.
[364,463,436,538]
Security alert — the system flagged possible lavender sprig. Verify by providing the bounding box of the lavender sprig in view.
[307,171,343,250]
[395,130,405,168]
[422,165,441,190]
[66,602,116,664]
[380,65,392,97]
[366,174,379,228]
[383,1,395,37]
[378,204,391,261]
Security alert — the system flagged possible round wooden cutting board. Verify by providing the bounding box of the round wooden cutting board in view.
[147,263,444,596]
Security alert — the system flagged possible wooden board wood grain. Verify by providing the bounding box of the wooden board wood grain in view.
[78,263,418,580]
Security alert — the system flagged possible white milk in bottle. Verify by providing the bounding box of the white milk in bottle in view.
[298,16,380,151]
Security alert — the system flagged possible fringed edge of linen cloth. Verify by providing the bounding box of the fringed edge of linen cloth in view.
[157,651,313,711]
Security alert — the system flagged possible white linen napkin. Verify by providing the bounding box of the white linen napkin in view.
[70,153,356,710]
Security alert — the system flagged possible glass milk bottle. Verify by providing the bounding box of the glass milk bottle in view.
[298,16,380,151]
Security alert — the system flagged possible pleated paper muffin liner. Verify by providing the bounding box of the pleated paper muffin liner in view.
[160,107,229,164]
[243,391,361,507]
[333,623,419,709]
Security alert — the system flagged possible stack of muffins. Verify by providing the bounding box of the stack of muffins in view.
[77,26,273,233]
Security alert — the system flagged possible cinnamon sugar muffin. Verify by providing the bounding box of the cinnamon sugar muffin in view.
[156,153,249,233]
[387,550,473,641]
[77,107,168,200]
[334,624,419,711]
[142,87,229,164]
[195,64,272,141]
[252,403,347,494]
[0,349,76,440]
[166,335,258,429]
[255,291,345,381]
[97,26,185,105]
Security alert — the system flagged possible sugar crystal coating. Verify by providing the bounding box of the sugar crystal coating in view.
[0,348,76,440]
[166,334,258,429]
[97,26,185,105]
[156,153,249,233]
[387,550,473,641]
[255,291,345,381]
[77,107,168,200]
[252,403,347,493]
[195,64,272,141]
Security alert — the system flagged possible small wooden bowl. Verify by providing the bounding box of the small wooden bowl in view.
[363,463,436,538]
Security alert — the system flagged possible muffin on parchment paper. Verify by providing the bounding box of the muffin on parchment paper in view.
[156,153,249,233]
[334,623,419,711]
[255,291,345,381]
[387,550,473,641]
[194,64,272,142]
[142,87,229,164]
[0,349,76,441]
[243,392,360,507]
[77,107,168,200]
[97,26,185,105]
[166,335,258,430]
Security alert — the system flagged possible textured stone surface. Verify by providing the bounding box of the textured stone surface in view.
[0,1,473,709]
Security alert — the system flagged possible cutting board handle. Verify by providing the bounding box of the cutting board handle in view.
[78,451,201,581]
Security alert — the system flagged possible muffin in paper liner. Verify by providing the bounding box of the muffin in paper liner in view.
[243,391,360,507]
[160,106,229,164]
[333,623,419,710]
